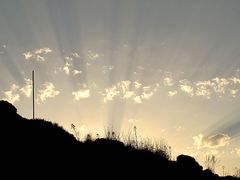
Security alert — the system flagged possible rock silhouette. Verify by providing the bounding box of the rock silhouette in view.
[0,100,239,179]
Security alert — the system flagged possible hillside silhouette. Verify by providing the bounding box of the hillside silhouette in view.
[0,100,239,179]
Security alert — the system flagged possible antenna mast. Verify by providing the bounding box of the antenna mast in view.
[32,70,35,120]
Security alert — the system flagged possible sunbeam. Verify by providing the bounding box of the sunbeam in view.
[1,0,240,176]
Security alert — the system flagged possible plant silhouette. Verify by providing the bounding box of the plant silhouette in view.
[0,100,239,179]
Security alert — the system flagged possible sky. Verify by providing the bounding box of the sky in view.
[0,0,240,175]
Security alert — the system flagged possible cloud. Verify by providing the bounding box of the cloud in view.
[212,78,229,94]
[134,96,142,103]
[35,55,45,62]
[23,47,52,62]
[156,72,240,99]
[163,72,174,86]
[102,81,131,102]
[179,79,194,96]
[71,52,80,58]
[229,89,238,98]
[23,51,33,60]
[2,84,20,104]
[163,77,174,86]
[235,147,240,157]
[195,81,212,98]
[63,63,71,75]
[178,78,223,98]
[193,133,230,149]
[123,91,134,99]
[119,81,131,94]
[87,50,101,60]
[101,81,157,103]
[72,86,90,100]
[134,81,142,89]
[34,47,52,54]
[103,85,120,103]
[72,70,82,76]
[64,52,81,61]
[2,80,33,103]
[55,54,82,76]
[168,90,178,97]
[20,78,32,97]
[37,82,60,103]
[141,91,154,100]
[229,77,240,84]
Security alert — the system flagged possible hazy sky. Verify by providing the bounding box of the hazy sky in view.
[0,0,240,175]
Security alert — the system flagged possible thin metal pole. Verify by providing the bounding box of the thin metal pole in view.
[32,70,35,120]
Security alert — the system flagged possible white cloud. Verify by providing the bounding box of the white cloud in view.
[229,89,239,98]
[193,133,230,149]
[101,81,157,103]
[123,91,134,99]
[119,81,131,93]
[212,78,229,94]
[64,52,81,61]
[168,90,178,97]
[134,96,142,103]
[35,47,52,54]
[141,91,154,100]
[57,58,82,76]
[134,81,142,89]
[71,52,80,58]
[195,81,212,98]
[87,50,100,60]
[37,82,60,103]
[163,77,174,86]
[57,52,82,76]
[64,56,73,61]
[23,47,52,62]
[63,63,71,75]
[73,70,82,76]
[103,86,120,103]
[179,79,194,96]
[72,89,90,100]
[140,85,157,101]
[20,78,32,97]
[235,147,240,157]
[3,80,33,103]
[2,84,20,104]
[229,77,240,84]
[23,51,33,60]
[142,86,151,90]
[35,55,45,62]
[195,80,214,87]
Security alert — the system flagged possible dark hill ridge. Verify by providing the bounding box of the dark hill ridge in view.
[0,100,239,179]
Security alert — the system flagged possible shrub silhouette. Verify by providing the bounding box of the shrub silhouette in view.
[0,100,239,180]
